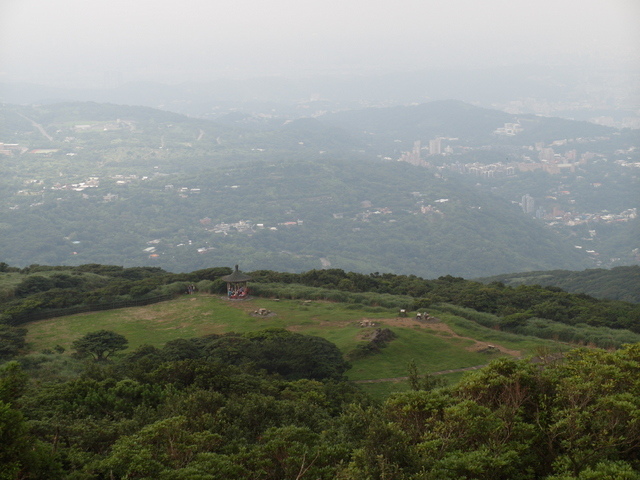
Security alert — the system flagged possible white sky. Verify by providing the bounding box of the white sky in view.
[1,0,639,87]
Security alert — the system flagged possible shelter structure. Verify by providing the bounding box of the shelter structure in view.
[222,265,252,299]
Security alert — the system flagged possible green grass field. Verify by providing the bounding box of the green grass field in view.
[24,294,566,390]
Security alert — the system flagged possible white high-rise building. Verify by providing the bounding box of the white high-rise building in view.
[522,194,535,214]
[429,138,442,155]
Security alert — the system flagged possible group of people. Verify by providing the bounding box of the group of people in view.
[228,285,248,298]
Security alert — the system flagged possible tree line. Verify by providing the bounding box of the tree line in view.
[479,266,640,303]
[249,268,640,334]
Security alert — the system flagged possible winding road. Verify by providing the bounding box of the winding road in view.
[18,113,53,141]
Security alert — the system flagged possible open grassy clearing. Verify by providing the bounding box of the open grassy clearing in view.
[347,327,502,381]
[25,294,566,385]
[24,295,394,353]
[429,307,570,354]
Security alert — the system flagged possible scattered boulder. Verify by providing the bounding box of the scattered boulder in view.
[359,319,377,327]
[477,344,500,354]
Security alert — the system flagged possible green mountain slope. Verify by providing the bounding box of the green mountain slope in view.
[0,100,624,277]
[322,99,616,147]
[477,265,640,303]
[0,157,591,276]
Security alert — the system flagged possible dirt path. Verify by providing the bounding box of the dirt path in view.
[351,315,521,384]
[371,315,521,357]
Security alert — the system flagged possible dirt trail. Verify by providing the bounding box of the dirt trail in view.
[353,315,521,384]
[373,315,521,357]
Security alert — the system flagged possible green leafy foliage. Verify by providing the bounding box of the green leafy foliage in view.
[71,330,128,361]
[479,265,640,303]
[0,325,27,359]
[341,345,640,479]
[0,265,233,325]
[3,321,640,479]
[128,328,350,382]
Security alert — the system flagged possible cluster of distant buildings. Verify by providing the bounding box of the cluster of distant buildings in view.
[548,207,637,227]
[51,177,100,192]
[0,142,27,155]
[397,138,458,167]
[521,190,637,227]
[139,217,306,258]
[201,218,303,235]
[396,131,601,178]
[392,130,637,238]
[72,120,135,133]
[493,122,524,136]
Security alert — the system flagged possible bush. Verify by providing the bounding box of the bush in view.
[159,282,189,296]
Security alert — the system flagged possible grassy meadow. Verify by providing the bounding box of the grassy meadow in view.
[25,294,565,392]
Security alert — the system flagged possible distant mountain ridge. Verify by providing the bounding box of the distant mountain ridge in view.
[0,65,626,121]
[321,99,616,147]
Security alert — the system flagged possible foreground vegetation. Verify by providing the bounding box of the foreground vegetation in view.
[1,263,640,478]
[2,338,639,479]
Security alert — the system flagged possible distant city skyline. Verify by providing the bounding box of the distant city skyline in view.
[1,0,639,88]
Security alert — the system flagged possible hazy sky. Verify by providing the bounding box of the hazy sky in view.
[1,0,639,87]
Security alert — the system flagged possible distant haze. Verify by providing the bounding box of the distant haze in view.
[1,0,639,88]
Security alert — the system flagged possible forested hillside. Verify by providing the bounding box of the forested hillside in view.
[2,101,637,278]
[321,99,617,149]
[2,321,640,478]
[478,265,640,303]
[0,153,592,277]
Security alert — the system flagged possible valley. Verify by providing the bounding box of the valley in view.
[1,100,637,277]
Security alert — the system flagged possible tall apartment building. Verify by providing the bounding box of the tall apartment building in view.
[429,137,442,155]
[521,194,535,214]
[398,140,424,166]
[539,148,555,162]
